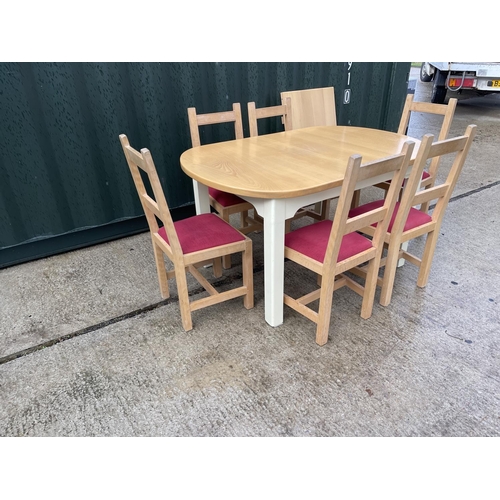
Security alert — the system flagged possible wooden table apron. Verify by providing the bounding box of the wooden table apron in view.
[180,126,420,327]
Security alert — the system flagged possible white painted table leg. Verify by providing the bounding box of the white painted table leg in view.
[398,241,409,267]
[192,179,210,214]
[261,199,286,327]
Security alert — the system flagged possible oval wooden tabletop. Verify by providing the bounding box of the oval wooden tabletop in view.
[180,126,420,199]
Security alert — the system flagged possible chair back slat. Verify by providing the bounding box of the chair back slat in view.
[247,98,292,137]
[427,135,469,158]
[356,153,412,182]
[125,144,149,171]
[412,184,449,206]
[141,194,161,219]
[280,87,337,130]
[345,208,387,234]
[188,103,244,147]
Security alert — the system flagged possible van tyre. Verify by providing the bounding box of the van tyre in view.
[431,69,448,104]
[420,63,433,82]
[431,85,447,104]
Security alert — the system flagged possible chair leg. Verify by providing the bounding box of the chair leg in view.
[242,240,254,310]
[350,190,360,210]
[417,229,439,287]
[222,210,232,270]
[315,277,335,346]
[212,257,222,278]
[321,199,331,219]
[380,239,402,307]
[240,210,249,228]
[174,264,193,331]
[360,258,379,319]
[420,201,430,214]
[152,241,170,298]
[419,182,434,213]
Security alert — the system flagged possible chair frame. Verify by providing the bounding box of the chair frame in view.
[120,134,254,331]
[248,98,308,231]
[279,87,338,222]
[283,141,415,346]
[280,86,337,130]
[188,102,262,268]
[351,124,476,307]
[248,98,292,138]
[364,94,458,211]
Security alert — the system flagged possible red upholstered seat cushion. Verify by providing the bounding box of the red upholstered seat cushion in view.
[209,187,247,207]
[157,213,245,254]
[285,220,373,264]
[348,200,432,233]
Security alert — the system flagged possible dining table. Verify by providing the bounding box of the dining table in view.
[180,125,420,327]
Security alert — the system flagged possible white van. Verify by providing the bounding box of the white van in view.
[420,62,500,103]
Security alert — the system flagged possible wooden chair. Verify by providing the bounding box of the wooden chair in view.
[248,97,303,232]
[280,86,337,130]
[348,124,476,307]
[283,141,415,346]
[187,103,263,268]
[247,98,292,138]
[365,94,458,211]
[119,134,254,331]
[280,87,338,221]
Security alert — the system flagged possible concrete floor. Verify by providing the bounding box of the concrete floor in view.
[1,71,499,438]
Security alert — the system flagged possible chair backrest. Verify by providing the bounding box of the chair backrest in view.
[398,94,458,179]
[247,97,292,137]
[119,134,182,256]
[398,94,457,139]
[324,141,415,269]
[280,87,337,130]
[393,124,477,235]
[187,103,244,147]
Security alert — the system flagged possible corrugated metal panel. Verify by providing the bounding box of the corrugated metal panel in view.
[0,62,410,268]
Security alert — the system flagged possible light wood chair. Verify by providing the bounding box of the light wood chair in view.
[349,124,476,307]
[280,86,338,221]
[283,141,415,346]
[280,86,337,130]
[119,134,254,332]
[188,103,263,268]
[247,98,292,137]
[364,94,458,211]
[248,98,302,232]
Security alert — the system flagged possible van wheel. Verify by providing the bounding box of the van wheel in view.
[420,63,433,82]
[431,69,448,104]
[431,85,447,104]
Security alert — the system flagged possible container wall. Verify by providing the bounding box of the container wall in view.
[0,62,410,268]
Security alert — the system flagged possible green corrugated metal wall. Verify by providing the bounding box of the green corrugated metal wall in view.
[0,62,410,268]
